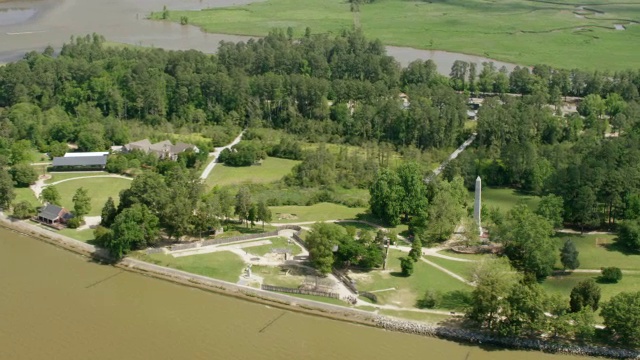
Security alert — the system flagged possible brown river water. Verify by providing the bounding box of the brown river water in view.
[0,0,517,72]
[0,228,592,359]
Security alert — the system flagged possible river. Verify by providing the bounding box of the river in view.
[0,0,517,72]
[0,227,594,359]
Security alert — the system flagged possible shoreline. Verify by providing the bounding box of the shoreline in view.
[1,215,639,359]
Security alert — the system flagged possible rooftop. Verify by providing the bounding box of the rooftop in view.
[52,156,107,167]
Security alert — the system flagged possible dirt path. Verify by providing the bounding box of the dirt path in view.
[557,229,615,235]
[199,130,244,180]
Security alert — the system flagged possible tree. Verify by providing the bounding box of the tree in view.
[369,168,403,226]
[9,163,38,187]
[536,194,564,228]
[105,204,160,260]
[192,195,222,238]
[408,236,422,262]
[601,291,640,347]
[40,186,61,205]
[495,203,556,280]
[397,162,428,222]
[12,200,35,219]
[235,186,253,226]
[256,200,272,230]
[601,267,623,283]
[617,219,640,253]
[0,169,16,210]
[570,279,601,312]
[467,258,522,330]
[560,239,580,270]
[399,256,414,276]
[100,197,117,227]
[72,187,91,218]
[306,222,340,275]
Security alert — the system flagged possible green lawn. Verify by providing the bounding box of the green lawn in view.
[270,203,367,223]
[252,265,308,287]
[58,228,96,242]
[146,251,246,283]
[206,157,300,188]
[553,233,640,270]
[46,172,109,184]
[216,223,278,239]
[245,236,302,257]
[440,250,492,261]
[471,187,541,213]
[55,177,132,216]
[286,292,348,306]
[335,221,380,233]
[13,188,40,207]
[354,249,472,309]
[424,256,477,280]
[153,0,640,71]
[542,272,640,303]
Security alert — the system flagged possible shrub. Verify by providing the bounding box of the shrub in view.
[400,256,414,277]
[180,16,189,25]
[11,201,35,219]
[601,267,623,283]
[418,289,441,309]
[66,217,82,229]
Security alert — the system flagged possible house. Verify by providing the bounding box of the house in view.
[122,139,200,161]
[52,155,108,169]
[37,204,72,225]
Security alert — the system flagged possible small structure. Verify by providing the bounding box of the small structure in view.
[52,155,107,169]
[271,248,293,261]
[37,204,72,225]
[473,176,483,236]
[121,139,200,161]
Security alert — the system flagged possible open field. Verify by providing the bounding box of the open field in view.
[13,188,40,207]
[354,249,472,309]
[424,255,477,280]
[46,172,109,184]
[378,309,456,324]
[553,233,640,270]
[55,178,131,216]
[154,0,640,71]
[471,187,541,213]
[542,272,640,303]
[145,251,246,283]
[58,228,96,242]
[244,236,302,257]
[270,203,367,223]
[205,157,299,188]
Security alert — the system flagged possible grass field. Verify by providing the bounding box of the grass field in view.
[153,0,640,71]
[424,256,477,280]
[245,236,302,256]
[553,233,640,270]
[13,188,40,207]
[542,272,640,303]
[46,172,109,184]
[58,228,96,242]
[270,203,367,223]
[354,249,472,309]
[146,251,246,283]
[471,187,541,213]
[377,309,456,324]
[55,178,132,216]
[205,157,299,188]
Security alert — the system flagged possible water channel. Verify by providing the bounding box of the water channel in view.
[0,228,592,359]
[0,0,517,72]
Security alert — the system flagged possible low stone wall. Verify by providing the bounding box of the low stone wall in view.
[374,317,640,359]
[332,268,358,295]
[360,291,378,303]
[261,284,340,299]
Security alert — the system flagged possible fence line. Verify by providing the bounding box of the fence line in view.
[332,268,358,295]
[261,284,340,299]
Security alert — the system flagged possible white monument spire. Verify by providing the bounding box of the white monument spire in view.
[473,176,483,236]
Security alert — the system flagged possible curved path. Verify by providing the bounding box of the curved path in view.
[199,130,245,180]
[31,174,132,199]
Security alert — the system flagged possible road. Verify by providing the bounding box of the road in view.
[426,133,477,182]
[199,131,245,180]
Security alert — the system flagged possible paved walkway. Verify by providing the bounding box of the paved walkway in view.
[199,130,245,180]
[427,133,476,181]
[557,229,615,235]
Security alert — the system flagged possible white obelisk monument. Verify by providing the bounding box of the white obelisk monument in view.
[473,176,483,236]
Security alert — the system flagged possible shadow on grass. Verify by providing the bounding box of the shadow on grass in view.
[390,271,407,277]
[602,239,639,256]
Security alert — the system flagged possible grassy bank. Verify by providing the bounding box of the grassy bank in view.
[205,157,299,188]
[152,0,640,71]
[271,203,367,223]
[144,251,246,283]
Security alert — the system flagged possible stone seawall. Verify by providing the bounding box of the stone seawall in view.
[374,317,640,359]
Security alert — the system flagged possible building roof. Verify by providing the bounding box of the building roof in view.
[52,156,107,167]
[38,204,65,221]
[124,139,152,152]
[172,142,197,153]
[63,152,109,157]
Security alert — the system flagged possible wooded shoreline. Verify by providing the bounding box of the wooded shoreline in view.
[2,215,639,359]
